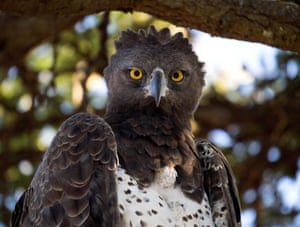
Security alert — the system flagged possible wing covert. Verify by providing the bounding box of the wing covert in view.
[195,139,241,227]
[11,112,119,227]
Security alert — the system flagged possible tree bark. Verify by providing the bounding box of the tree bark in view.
[0,0,299,66]
[0,15,82,66]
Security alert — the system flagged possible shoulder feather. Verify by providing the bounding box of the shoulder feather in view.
[11,112,119,227]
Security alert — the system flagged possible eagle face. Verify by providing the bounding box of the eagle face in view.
[104,28,205,115]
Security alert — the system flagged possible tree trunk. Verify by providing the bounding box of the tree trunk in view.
[0,0,299,66]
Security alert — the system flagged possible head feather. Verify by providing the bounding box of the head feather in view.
[115,26,193,54]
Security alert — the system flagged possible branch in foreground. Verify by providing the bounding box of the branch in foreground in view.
[0,15,82,66]
[0,0,300,67]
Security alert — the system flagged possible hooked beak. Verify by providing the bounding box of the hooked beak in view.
[150,68,167,107]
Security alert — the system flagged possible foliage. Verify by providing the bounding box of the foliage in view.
[0,11,299,227]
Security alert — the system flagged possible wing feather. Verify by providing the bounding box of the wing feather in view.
[195,139,241,227]
[11,112,119,227]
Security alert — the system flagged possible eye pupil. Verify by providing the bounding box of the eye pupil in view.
[173,72,179,78]
[134,70,140,76]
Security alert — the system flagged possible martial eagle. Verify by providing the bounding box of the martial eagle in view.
[12,27,241,227]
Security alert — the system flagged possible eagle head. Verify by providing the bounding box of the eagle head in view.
[104,26,205,116]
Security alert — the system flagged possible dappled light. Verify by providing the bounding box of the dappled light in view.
[18,160,34,176]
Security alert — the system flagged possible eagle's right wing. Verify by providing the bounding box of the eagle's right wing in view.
[195,139,241,227]
[11,112,119,227]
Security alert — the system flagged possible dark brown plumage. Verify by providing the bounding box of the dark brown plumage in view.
[11,26,241,227]
[12,114,119,226]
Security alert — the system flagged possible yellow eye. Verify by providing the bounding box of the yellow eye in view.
[129,68,143,80]
[171,70,184,82]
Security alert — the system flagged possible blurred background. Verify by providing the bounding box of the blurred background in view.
[0,12,299,226]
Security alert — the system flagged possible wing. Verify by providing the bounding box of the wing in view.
[11,112,119,227]
[195,139,241,227]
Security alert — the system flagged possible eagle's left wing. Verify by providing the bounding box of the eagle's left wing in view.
[11,113,119,227]
[195,139,241,227]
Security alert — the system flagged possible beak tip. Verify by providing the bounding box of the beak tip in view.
[155,99,160,107]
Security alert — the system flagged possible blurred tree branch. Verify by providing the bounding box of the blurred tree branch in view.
[0,15,82,66]
[0,0,300,67]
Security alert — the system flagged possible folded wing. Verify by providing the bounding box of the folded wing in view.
[195,139,241,227]
[11,112,119,227]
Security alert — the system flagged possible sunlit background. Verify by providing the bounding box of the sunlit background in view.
[0,12,300,226]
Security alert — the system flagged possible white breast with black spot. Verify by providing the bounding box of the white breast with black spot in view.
[117,166,214,227]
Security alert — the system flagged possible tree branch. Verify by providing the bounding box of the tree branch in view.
[0,15,82,66]
[0,0,299,67]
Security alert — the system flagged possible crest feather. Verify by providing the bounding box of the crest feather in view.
[114,26,193,53]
